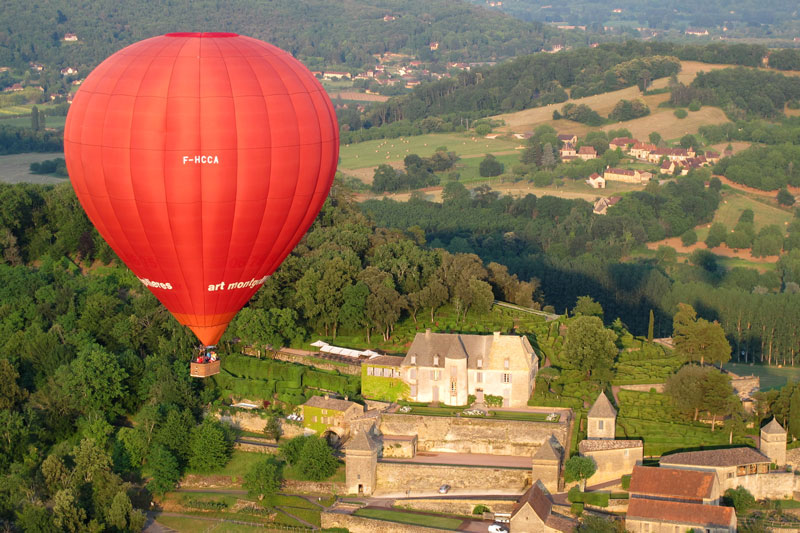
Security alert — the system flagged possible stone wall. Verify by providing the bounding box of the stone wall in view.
[282,479,346,494]
[723,471,795,500]
[377,413,569,456]
[321,512,455,533]
[582,447,642,484]
[234,441,279,454]
[376,462,531,492]
[397,498,517,515]
[272,349,361,376]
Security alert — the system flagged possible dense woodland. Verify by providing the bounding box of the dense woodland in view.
[0,0,565,75]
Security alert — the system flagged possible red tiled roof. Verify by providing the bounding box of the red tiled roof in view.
[627,498,734,528]
[660,447,770,468]
[605,168,636,176]
[629,465,715,501]
[578,146,596,154]
[512,484,576,533]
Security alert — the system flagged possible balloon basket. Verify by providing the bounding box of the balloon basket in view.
[191,359,220,378]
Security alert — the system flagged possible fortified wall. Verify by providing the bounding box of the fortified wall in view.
[376,462,531,492]
[377,413,570,456]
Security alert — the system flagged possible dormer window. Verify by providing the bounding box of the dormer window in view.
[504,359,509,369]
[477,358,482,368]
[434,355,440,367]
[411,355,416,365]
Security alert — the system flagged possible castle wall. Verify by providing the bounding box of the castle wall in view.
[375,462,531,492]
[377,413,569,456]
[321,512,455,533]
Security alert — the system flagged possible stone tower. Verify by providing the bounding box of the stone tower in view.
[531,436,563,493]
[344,428,378,496]
[759,417,787,467]
[587,392,617,439]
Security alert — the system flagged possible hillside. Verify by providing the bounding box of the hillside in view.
[0,0,564,72]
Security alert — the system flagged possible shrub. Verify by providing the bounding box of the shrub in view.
[570,502,584,516]
[680,229,698,246]
[484,394,503,407]
[688,100,701,112]
[674,108,688,119]
[479,154,504,177]
[473,504,491,515]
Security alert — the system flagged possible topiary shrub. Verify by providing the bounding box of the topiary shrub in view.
[674,108,688,119]
[473,504,491,515]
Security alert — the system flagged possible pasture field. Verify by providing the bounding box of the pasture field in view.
[338,132,520,170]
[723,363,800,390]
[0,152,66,184]
[712,191,793,231]
[0,115,66,129]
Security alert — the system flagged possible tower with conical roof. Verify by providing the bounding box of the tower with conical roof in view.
[345,429,378,496]
[587,392,617,439]
[759,417,787,466]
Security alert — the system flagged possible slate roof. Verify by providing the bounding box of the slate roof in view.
[365,355,404,367]
[402,331,534,370]
[660,447,770,468]
[303,395,360,413]
[345,430,376,452]
[629,465,716,501]
[587,392,617,419]
[627,498,734,528]
[512,484,576,532]
[578,145,596,154]
[762,418,786,435]
[605,167,637,176]
[532,438,562,462]
[579,439,642,453]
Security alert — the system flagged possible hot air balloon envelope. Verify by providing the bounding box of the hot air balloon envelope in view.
[64,32,339,345]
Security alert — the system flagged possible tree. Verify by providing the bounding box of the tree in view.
[279,435,312,466]
[564,316,618,380]
[52,489,86,533]
[244,457,283,502]
[297,436,339,481]
[701,370,737,431]
[673,303,731,366]
[723,486,755,513]
[479,154,504,177]
[188,419,232,472]
[0,358,27,409]
[107,491,134,531]
[665,364,708,421]
[648,132,662,146]
[148,445,180,495]
[647,310,655,341]
[681,229,698,246]
[264,414,283,442]
[61,345,128,420]
[155,409,195,467]
[565,456,597,490]
[778,188,796,206]
[705,223,727,248]
[572,296,603,318]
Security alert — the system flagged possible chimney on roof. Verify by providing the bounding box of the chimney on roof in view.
[344,396,348,401]
[324,394,329,400]
[425,328,431,339]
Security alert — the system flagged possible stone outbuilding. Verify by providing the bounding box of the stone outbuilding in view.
[578,438,643,484]
[587,392,616,439]
[300,395,363,438]
[531,436,562,493]
[760,417,787,467]
[629,465,720,504]
[510,481,577,533]
[344,429,378,496]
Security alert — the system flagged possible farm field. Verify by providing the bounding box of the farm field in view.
[338,132,520,170]
[0,115,66,129]
[0,152,66,184]
[711,191,793,231]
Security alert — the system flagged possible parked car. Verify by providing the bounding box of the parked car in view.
[488,524,508,533]
[438,484,451,494]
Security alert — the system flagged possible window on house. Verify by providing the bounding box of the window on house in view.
[434,355,440,367]
[322,409,327,415]
[598,420,604,430]
[410,384,417,396]
[411,355,416,365]
[477,358,482,368]
[313,415,318,423]
[409,368,416,379]
[502,373,511,383]
[433,370,440,381]
[367,367,374,376]
[450,380,457,394]
[477,372,483,383]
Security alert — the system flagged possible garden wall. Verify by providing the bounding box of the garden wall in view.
[272,348,362,376]
[619,383,664,393]
[320,512,454,533]
[378,413,569,456]
[214,411,308,438]
[397,498,517,515]
[375,462,531,492]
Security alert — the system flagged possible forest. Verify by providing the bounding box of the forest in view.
[0,0,565,74]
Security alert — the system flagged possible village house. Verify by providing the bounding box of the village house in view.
[63,33,78,41]
[60,67,78,76]
[609,137,637,150]
[559,143,577,160]
[557,133,578,145]
[593,196,621,215]
[577,145,597,160]
[5,83,23,92]
[586,173,605,189]
[300,394,364,436]
[629,142,657,160]
[705,151,721,164]
[625,498,736,533]
[659,160,675,175]
[686,28,710,36]
[647,147,694,163]
[510,482,577,533]
[399,330,538,408]
[629,465,720,504]
[322,71,351,80]
[603,167,646,184]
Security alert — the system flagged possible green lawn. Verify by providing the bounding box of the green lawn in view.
[339,133,519,170]
[712,192,793,232]
[723,363,800,390]
[185,451,267,482]
[353,508,463,530]
[489,410,558,422]
[452,153,524,184]
[283,462,345,483]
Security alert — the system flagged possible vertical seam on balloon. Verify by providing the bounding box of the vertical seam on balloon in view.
[101,42,174,292]
[248,40,307,277]
[207,36,238,327]
[214,37,268,324]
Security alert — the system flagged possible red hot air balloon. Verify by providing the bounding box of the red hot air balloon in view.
[64,32,339,373]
